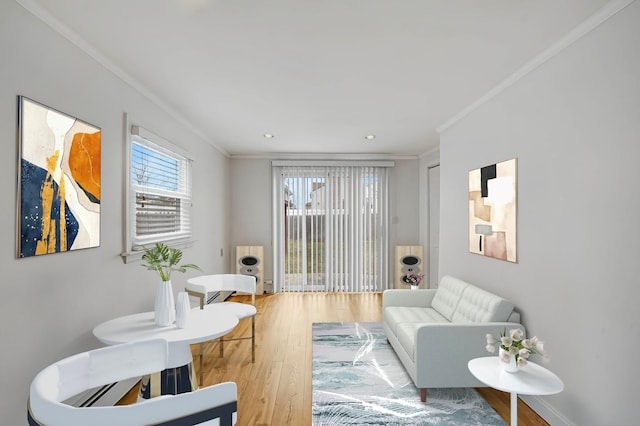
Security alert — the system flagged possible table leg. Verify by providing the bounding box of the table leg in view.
[510,392,518,426]
[138,361,198,399]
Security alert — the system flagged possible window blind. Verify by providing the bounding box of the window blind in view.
[130,126,192,248]
[273,164,389,292]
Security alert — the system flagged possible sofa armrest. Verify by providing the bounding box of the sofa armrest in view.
[412,322,527,387]
[507,311,520,323]
[383,289,437,308]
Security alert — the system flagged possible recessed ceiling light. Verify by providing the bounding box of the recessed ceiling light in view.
[365,134,376,140]
[263,133,274,138]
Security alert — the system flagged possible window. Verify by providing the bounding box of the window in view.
[127,125,192,252]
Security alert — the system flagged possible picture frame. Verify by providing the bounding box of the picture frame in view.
[17,96,101,258]
[468,158,517,262]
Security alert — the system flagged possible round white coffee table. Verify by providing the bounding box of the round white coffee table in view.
[93,304,238,398]
[468,357,563,426]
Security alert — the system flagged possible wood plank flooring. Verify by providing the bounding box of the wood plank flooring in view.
[119,292,548,425]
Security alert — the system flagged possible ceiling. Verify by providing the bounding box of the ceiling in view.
[20,0,610,157]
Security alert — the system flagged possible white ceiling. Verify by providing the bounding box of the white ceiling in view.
[20,0,610,156]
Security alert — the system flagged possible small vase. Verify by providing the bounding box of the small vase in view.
[154,280,176,327]
[410,285,419,290]
[175,291,190,329]
[499,348,519,373]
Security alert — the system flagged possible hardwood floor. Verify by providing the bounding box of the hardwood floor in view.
[119,292,548,425]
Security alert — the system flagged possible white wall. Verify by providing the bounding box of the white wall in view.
[438,2,640,424]
[389,159,422,249]
[229,158,422,287]
[229,159,273,279]
[420,151,440,288]
[0,3,230,425]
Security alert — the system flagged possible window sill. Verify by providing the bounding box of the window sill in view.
[120,239,196,264]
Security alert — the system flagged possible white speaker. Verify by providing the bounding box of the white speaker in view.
[236,245,264,294]
[394,245,424,289]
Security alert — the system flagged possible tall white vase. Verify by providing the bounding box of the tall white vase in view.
[155,280,176,326]
[175,291,190,329]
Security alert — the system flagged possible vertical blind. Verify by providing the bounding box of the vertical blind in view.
[130,126,192,248]
[273,163,390,292]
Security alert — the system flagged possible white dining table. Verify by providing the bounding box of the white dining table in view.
[93,304,239,398]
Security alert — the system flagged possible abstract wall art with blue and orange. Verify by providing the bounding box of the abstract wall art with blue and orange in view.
[17,96,101,258]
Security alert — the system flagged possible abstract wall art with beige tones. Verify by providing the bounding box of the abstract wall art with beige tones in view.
[17,96,101,258]
[468,158,517,263]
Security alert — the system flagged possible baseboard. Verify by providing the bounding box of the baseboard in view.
[520,395,574,426]
[64,377,139,407]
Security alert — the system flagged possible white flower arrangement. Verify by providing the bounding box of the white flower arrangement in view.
[485,328,547,367]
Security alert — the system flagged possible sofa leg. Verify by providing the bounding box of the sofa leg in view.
[420,388,427,402]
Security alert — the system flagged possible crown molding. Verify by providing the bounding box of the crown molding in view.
[15,0,230,158]
[418,145,440,159]
[230,152,419,161]
[437,0,636,134]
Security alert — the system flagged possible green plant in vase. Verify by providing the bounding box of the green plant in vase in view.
[141,242,202,281]
[141,243,202,326]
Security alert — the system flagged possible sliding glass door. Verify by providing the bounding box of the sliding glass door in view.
[282,169,326,291]
[273,163,390,292]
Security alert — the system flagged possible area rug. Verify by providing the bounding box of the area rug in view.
[312,322,506,425]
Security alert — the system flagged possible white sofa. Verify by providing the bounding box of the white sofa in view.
[383,275,523,402]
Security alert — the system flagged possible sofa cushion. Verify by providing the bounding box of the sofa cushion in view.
[430,275,469,321]
[451,285,514,322]
[396,323,418,361]
[396,321,446,362]
[384,307,448,336]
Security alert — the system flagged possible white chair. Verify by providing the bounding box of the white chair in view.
[186,274,257,382]
[27,339,237,426]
